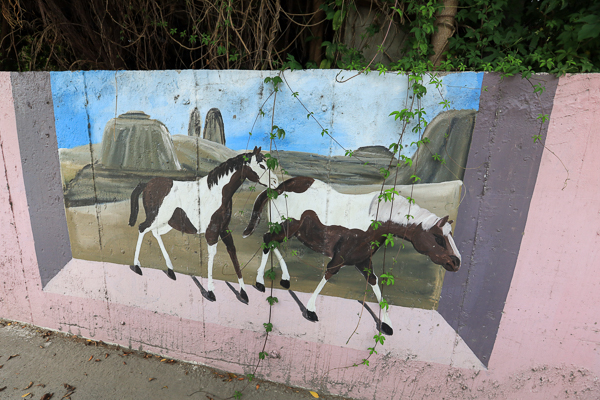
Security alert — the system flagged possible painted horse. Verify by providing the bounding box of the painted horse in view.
[242,177,461,335]
[128,146,279,303]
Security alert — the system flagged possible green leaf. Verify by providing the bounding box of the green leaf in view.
[383,233,394,247]
[379,168,390,179]
[373,332,386,345]
[381,272,395,286]
[268,222,282,235]
[578,15,600,40]
[264,268,276,280]
[333,10,343,31]
[319,59,332,69]
[379,299,389,311]
[285,54,303,70]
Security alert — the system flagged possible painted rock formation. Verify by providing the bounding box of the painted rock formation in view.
[172,134,237,172]
[101,111,181,171]
[203,108,226,145]
[384,109,476,185]
[188,107,202,137]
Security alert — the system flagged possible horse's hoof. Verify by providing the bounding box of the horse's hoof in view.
[164,269,176,280]
[254,282,266,292]
[280,279,290,289]
[381,323,394,336]
[303,310,318,322]
[238,289,249,304]
[204,291,216,302]
[130,265,143,275]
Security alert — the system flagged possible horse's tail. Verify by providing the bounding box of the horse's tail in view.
[129,182,147,227]
[243,189,270,237]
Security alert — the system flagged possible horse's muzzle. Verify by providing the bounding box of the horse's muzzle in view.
[445,255,460,272]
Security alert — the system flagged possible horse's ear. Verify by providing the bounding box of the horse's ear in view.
[256,146,262,153]
[252,146,258,153]
[435,215,449,228]
[448,219,454,225]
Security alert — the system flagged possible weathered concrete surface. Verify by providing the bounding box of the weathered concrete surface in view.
[490,74,600,375]
[10,72,72,288]
[0,320,350,400]
[438,73,559,366]
[3,71,600,400]
[0,73,34,323]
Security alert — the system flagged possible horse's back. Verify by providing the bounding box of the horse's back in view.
[274,179,375,231]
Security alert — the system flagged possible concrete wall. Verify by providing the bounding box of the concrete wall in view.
[1,70,600,399]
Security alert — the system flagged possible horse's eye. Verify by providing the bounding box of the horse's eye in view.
[259,164,266,170]
[434,235,446,247]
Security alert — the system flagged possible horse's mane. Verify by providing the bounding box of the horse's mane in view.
[369,193,452,235]
[207,151,263,189]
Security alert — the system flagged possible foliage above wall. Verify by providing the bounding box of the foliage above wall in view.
[1,0,599,74]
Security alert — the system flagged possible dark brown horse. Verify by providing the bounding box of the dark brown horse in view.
[243,177,461,334]
[128,146,278,303]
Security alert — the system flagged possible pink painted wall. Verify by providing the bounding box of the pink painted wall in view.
[492,74,600,377]
[2,72,600,399]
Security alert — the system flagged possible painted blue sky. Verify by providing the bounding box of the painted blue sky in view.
[50,70,483,156]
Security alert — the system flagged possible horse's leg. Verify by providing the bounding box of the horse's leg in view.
[305,254,344,322]
[152,226,176,280]
[205,243,218,301]
[370,275,393,335]
[255,218,301,292]
[355,260,393,335]
[256,248,291,290]
[254,250,270,293]
[220,230,249,304]
[253,249,288,292]
[131,230,146,275]
[272,248,291,289]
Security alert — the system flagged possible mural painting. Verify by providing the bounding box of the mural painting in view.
[50,71,481,321]
[4,69,599,400]
[29,69,493,371]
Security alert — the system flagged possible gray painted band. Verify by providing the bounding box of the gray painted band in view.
[11,72,72,287]
[438,73,559,366]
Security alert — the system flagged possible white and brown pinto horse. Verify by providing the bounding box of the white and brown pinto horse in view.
[243,177,461,335]
[128,147,278,303]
